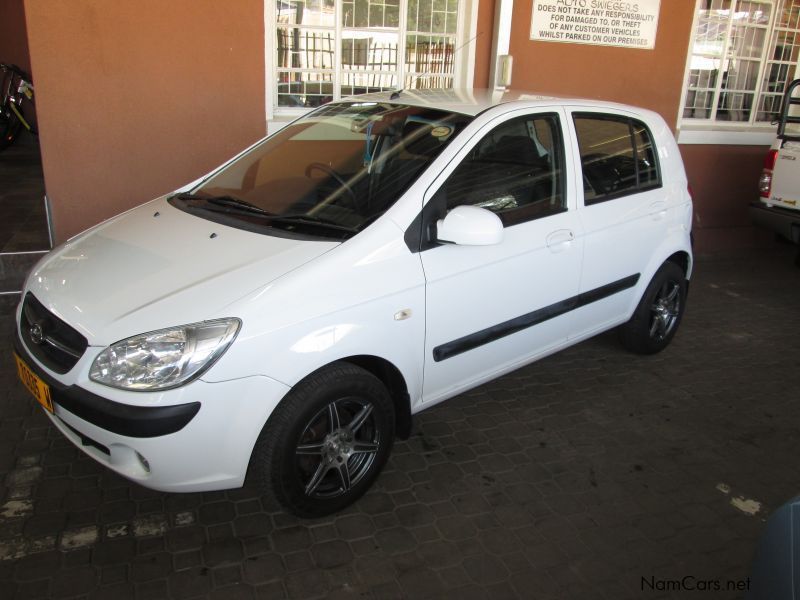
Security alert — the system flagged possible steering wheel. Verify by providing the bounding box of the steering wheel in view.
[304,162,358,206]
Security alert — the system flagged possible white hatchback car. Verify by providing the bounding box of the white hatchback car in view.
[14,90,693,516]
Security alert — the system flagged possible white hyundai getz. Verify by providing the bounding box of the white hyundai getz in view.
[14,90,693,516]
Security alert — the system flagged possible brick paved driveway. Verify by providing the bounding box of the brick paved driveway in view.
[1,244,799,600]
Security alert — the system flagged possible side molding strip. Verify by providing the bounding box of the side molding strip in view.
[432,274,640,362]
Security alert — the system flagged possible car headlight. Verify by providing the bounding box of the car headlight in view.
[89,319,241,391]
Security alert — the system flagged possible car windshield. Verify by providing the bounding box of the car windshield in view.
[169,102,473,240]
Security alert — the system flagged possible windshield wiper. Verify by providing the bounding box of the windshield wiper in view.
[172,192,273,216]
[172,194,358,235]
[272,214,358,234]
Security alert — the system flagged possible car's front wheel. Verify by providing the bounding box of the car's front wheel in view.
[248,362,395,517]
[619,261,687,354]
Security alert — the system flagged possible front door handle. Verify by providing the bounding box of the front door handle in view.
[546,229,574,253]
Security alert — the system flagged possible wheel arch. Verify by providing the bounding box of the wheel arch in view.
[666,250,692,279]
[329,355,413,440]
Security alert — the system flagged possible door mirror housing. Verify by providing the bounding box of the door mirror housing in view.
[436,205,504,246]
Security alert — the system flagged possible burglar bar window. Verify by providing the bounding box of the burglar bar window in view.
[274,0,462,110]
[681,0,800,127]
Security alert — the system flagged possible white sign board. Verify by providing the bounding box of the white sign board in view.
[530,0,661,50]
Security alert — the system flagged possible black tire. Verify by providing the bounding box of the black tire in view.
[0,108,22,152]
[248,361,395,518]
[619,261,687,355]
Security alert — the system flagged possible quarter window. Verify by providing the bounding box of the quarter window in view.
[573,114,661,205]
[432,114,566,227]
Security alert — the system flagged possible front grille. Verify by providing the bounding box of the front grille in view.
[19,293,88,374]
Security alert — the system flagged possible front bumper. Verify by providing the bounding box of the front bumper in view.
[750,201,800,243]
[14,329,291,493]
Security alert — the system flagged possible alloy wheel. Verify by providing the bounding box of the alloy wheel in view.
[295,397,381,499]
[649,280,681,341]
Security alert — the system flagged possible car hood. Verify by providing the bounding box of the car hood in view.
[25,197,339,345]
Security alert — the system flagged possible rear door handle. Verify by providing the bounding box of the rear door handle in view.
[546,229,574,253]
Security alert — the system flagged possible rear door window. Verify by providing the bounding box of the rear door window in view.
[573,114,661,205]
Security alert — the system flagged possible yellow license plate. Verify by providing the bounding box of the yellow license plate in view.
[14,353,53,413]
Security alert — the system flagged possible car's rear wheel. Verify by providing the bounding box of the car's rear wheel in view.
[619,261,687,354]
[248,362,394,517]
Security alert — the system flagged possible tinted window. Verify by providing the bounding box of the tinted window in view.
[432,114,566,227]
[573,114,661,204]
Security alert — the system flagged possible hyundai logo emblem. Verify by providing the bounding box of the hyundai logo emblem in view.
[29,322,44,345]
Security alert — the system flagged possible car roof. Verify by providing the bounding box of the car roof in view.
[340,88,642,117]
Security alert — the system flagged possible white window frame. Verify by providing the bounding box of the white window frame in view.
[677,0,800,145]
[264,0,478,132]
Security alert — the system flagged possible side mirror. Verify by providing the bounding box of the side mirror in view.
[436,205,504,246]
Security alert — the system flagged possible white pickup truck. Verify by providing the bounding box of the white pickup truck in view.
[752,79,800,258]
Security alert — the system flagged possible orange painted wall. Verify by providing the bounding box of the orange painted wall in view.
[24,0,266,243]
[508,0,695,129]
[473,0,495,88]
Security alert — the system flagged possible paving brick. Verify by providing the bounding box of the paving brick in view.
[198,501,236,525]
[234,499,262,516]
[232,514,272,539]
[410,523,440,543]
[203,537,244,567]
[283,569,329,599]
[283,550,313,573]
[135,537,164,555]
[129,552,172,582]
[134,578,168,600]
[92,539,137,567]
[62,547,93,566]
[208,584,255,600]
[172,550,202,572]
[99,501,137,524]
[100,564,128,585]
[165,526,206,552]
[270,526,312,553]
[50,565,98,598]
[394,503,436,527]
[242,537,272,558]
[254,580,286,600]
[167,567,212,599]
[462,554,509,585]
[208,523,235,541]
[435,514,478,541]
[310,539,352,569]
[396,566,444,599]
[90,582,136,600]
[22,513,66,537]
[13,579,47,600]
[241,553,284,585]
[334,514,374,540]
[213,564,243,587]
